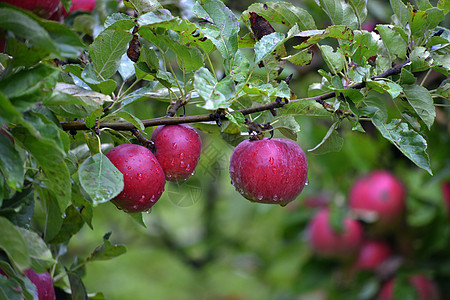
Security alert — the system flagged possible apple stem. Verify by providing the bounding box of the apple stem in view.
[131,128,155,151]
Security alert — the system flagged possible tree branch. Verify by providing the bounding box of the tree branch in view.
[60,60,410,132]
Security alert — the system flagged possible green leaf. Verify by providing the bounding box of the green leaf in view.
[164,38,204,72]
[73,14,96,35]
[38,19,86,59]
[116,111,145,131]
[399,68,416,85]
[192,0,239,61]
[0,8,58,55]
[67,270,88,300]
[0,65,59,111]
[123,0,162,15]
[348,0,368,26]
[402,85,435,129]
[436,81,450,99]
[89,232,127,261]
[15,228,55,273]
[280,99,330,117]
[242,2,317,30]
[410,8,445,39]
[48,205,84,244]
[254,32,285,64]
[319,45,344,75]
[128,213,147,228]
[275,115,301,141]
[293,25,354,50]
[351,31,379,65]
[51,82,112,118]
[376,25,408,60]
[372,118,432,174]
[361,91,388,122]
[0,93,20,127]
[366,80,403,98]
[78,153,124,205]
[36,186,63,242]
[225,112,246,127]
[437,0,450,14]
[89,29,133,79]
[0,276,24,300]
[0,187,34,228]
[0,134,24,190]
[283,49,313,66]
[12,115,71,210]
[0,217,30,272]
[315,0,358,29]
[194,68,234,110]
[308,122,344,154]
[104,13,135,30]
[409,47,431,72]
[138,11,215,53]
[230,50,250,82]
[389,0,410,27]
[81,64,117,95]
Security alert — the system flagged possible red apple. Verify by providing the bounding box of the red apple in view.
[106,144,166,213]
[0,268,55,300]
[151,124,202,182]
[229,138,308,205]
[24,269,55,300]
[349,170,405,229]
[378,274,440,300]
[355,240,392,270]
[0,0,60,18]
[308,209,364,258]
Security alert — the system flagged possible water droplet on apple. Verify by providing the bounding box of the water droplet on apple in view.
[167,174,172,178]
[137,173,143,181]
[273,195,279,201]
[257,195,263,201]
[127,166,131,170]
[179,153,185,159]
[305,179,309,186]
[140,195,146,202]
[145,208,152,214]
[190,171,195,176]
[285,178,289,184]
[172,143,177,149]
[125,160,128,163]
[132,204,139,210]
[180,161,185,168]
[269,157,274,165]
[272,167,277,174]
[171,159,175,166]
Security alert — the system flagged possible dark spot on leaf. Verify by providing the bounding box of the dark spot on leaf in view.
[263,3,268,9]
[249,12,276,40]
[199,37,208,42]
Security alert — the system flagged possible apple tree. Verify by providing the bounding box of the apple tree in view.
[0,0,449,299]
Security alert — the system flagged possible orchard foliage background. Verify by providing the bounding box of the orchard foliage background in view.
[0,0,449,299]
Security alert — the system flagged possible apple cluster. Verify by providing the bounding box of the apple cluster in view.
[305,170,442,299]
[106,124,202,212]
